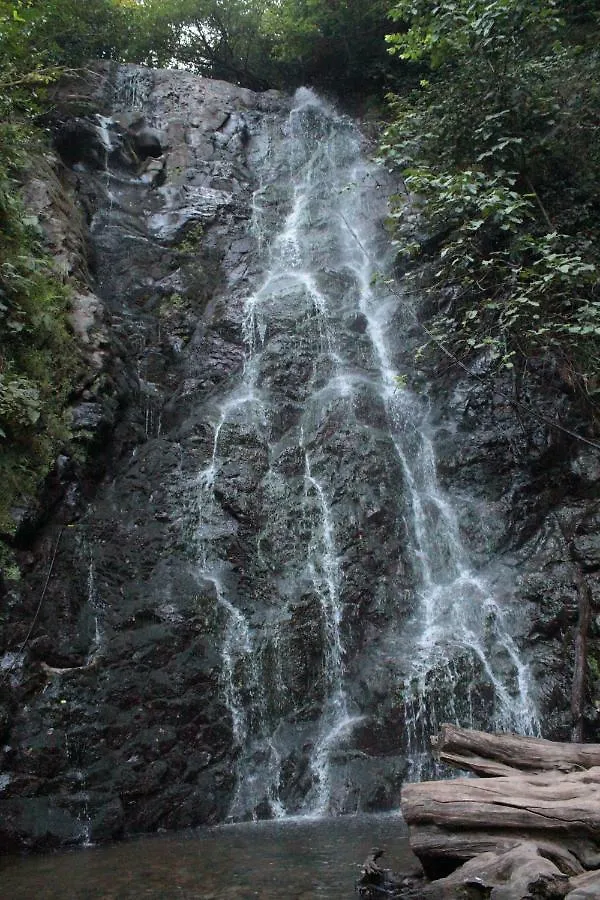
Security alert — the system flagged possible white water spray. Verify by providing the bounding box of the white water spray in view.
[180,87,539,818]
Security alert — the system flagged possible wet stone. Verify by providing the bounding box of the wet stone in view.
[1,64,597,853]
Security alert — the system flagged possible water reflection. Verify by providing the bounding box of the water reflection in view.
[0,814,415,899]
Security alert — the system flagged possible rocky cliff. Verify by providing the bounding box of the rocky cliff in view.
[1,62,599,852]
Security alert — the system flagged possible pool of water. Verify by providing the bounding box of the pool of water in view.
[0,813,416,899]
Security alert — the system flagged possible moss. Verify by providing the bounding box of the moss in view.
[0,130,83,534]
[159,292,187,317]
[177,223,205,256]
[0,543,21,583]
[588,653,600,682]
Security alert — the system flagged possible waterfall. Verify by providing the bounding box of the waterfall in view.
[178,87,538,819]
[339,201,541,775]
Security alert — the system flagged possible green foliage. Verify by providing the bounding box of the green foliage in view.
[177,223,205,256]
[0,0,136,71]
[126,0,279,90]
[0,2,90,533]
[0,541,21,582]
[386,0,561,66]
[119,0,394,94]
[1,0,395,96]
[382,0,600,398]
[0,148,81,532]
[262,0,392,91]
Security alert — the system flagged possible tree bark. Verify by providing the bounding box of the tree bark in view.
[431,723,600,775]
[403,727,600,883]
[570,559,592,743]
[402,767,600,876]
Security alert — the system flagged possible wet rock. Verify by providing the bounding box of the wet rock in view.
[90,797,125,842]
[71,402,107,431]
[0,797,84,852]
[54,117,114,170]
[2,60,599,854]
[128,118,163,159]
[140,155,168,187]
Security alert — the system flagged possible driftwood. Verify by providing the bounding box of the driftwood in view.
[431,723,600,776]
[403,769,600,875]
[567,870,600,899]
[356,848,403,898]
[401,726,600,897]
[418,842,570,900]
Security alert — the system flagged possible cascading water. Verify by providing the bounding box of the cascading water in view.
[0,62,563,858]
[346,231,541,775]
[392,400,541,777]
[300,435,362,815]
[178,87,538,818]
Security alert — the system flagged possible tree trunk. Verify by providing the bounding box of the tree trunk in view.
[430,723,600,775]
[403,726,600,884]
[402,767,600,876]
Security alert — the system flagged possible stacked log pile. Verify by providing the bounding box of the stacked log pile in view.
[401,725,600,899]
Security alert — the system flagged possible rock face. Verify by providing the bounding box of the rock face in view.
[0,62,599,852]
[428,360,600,743]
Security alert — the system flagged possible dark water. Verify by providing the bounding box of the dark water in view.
[0,814,416,899]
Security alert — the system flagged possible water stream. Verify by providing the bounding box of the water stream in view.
[0,813,414,899]
[178,88,538,817]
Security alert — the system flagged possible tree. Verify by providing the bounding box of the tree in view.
[381,0,600,398]
[126,0,278,90]
[262,0,392,92]
[1,0,135,71]
[128,0,394,95]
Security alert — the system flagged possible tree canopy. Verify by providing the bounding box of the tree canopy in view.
[114,0,395,93]
[122,0,278,90]
[262,0,392,91]
[381,0,600,400]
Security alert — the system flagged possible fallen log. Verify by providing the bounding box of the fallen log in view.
[402,767,600,877]
[406,825,590,877]
[404,767,600,832]
[402,726,600,891]
[417,842,570,900]
[431,723,600,776]
[567,869,600,899]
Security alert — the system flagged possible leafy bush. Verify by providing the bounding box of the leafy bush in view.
[0,3,87,532]
[381,0,600,399]
[0,135,81,531]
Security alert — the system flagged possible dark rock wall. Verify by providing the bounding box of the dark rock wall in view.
[1,63,285,850]
[0,62,599,852]
[429,365,600,743]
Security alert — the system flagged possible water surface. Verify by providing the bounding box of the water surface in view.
[0,813,415,899]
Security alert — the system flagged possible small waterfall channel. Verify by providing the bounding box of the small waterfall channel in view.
[178,88,539,818]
